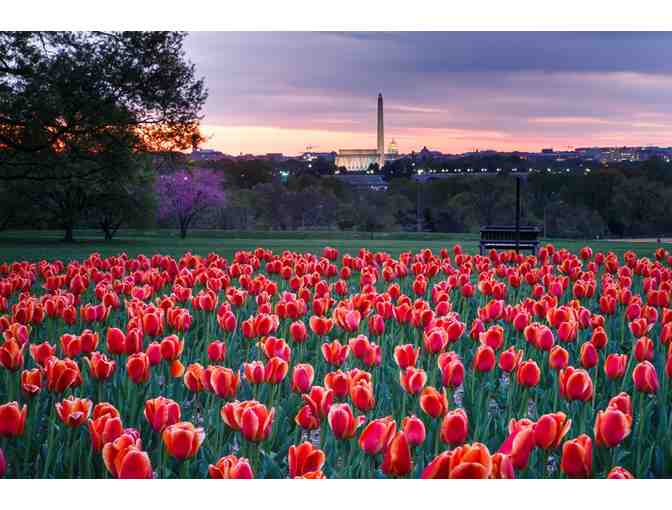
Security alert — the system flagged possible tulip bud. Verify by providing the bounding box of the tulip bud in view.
[632,360,659,393]
[419,386,449,418]
[207,340,227,362]
[0,401,27,437]
[162,421,205,460]
[473,345,496,372]
[604,353,628,380]
[291,363,315,393]
[560,434,592,478]
[579,341,598,369]
[381,432,412,477]
[548,345,569,371]
[402,415,426,446]
[594,407,632,448]
[440,408,468,446]
[399,366,427,395]
[516,359,541,387]
[209,455,254,479]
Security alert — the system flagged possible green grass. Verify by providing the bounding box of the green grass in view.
[0,229,667,263]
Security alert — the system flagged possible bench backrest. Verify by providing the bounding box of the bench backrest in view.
[480,226,540,242]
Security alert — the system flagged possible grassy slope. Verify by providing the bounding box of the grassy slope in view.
[0,229,667,263]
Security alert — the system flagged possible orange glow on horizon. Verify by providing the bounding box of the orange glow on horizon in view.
[199,123,672,156]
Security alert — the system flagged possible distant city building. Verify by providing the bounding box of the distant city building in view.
[301,151,337,162]
[190,148,229,161]
[334,173,388,191]
[335,93,398,171]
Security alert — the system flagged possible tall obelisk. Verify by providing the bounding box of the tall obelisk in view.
[377,92,384,169]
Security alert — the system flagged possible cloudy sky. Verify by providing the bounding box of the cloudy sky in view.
[184,32,672,155]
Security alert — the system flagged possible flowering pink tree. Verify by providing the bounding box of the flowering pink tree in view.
[156,169,226,238]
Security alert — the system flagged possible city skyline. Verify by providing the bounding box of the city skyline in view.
[185,32,672,155]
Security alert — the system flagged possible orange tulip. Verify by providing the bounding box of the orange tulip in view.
[102,432,152,479]
[440,408,468,446]
[402,415,426,447]
[162,421,205,460]
[594,408,632,448]
[55,396,92,427]
[288,442,326,478]
[183,363,205,392]
[126,352,150,384]
[448,442,493,478]
[327,403,365,440]
[533,412,571,449]
[560,434,592,478]
[0,339,24,371]
[516,359,541,387]
[20,368,43,397]
[209,455,254,479]
[632,360,659,393]
[381,431,412,477]
[399,366,427,395]
[358,416,397,455]
[419,386,449,418]
[85,352,116,381]
[350,380,376,412]
[0,401,27,437]
[324,370,351,399]
[144,396,181,432]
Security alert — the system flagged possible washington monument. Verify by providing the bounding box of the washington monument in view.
[377,92,384,168]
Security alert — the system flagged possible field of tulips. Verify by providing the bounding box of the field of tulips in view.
[1,242,672,479]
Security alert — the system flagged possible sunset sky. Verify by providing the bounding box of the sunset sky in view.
[184,32,672,156]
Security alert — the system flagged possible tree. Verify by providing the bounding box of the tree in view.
[156,169,225,238]
[0,32,207,240]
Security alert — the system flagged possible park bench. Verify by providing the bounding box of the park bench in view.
[479,225,541,255]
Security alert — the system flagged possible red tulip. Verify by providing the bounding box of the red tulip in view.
[88,413,124,451]
[516,359,541,387]
[548,345,569,371]
[594,407,632,448]
[0,401,27,437]
[419,386,449,418]
[480,325,505,350]
[604,354,628,380]
[393,344,420,369]
[559,367,594,401]
[327,403,364,439]
[473,345,496,372]
[222,400,275,442]
[560,434,592,478]
[579,341,598,369]
[102,432,152,479]
[291,363,315,393]
[358,416,396,455]
[288,442,326,478]
[209,455,254,479]
[438,351,464,388]
[29,341,56,366]
[534,412,571,449]
[264,356,288,384]
[0,339,24,371]
[324,370,351,399]
[321,340,350,367]
[634,336,654,362]
[498,346,523,373]
[440,408,468,446]
[498,418,535,470]
[85,352,116,380]
[350,380,375,412]
[381,431,412,477]
[490,452,515,479]
[183,363,205,392]
[162,421,205,460]
[607,466,634,479]
[126,352,150,384]
[632,360,659,393]
[449,443,493,479]
[144,396,181,432]
[402,415,426,447]
[55,396,92,427]
[207,340,227,362]
[399,366,427,395]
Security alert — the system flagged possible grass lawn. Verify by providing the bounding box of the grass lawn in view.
[0,229,668,263]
